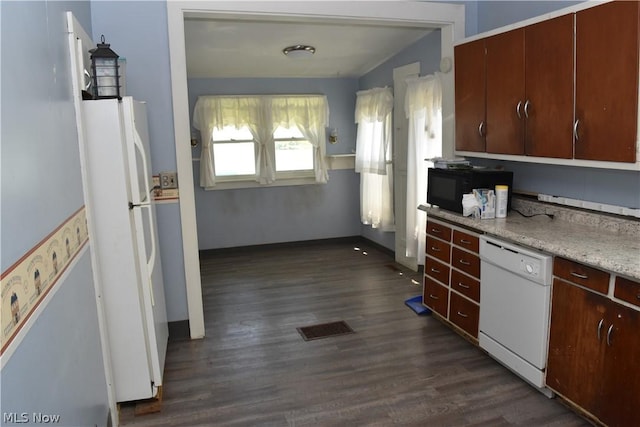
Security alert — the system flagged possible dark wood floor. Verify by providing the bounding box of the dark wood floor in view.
[119,238,590,426]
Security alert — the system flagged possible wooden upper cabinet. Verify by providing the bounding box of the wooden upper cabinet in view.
[575,0,639,163]
[485,28,525,155]
[454,39,486,152]
[524,14,574,158]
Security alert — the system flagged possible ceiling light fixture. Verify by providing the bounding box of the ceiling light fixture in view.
[283,44,316,58]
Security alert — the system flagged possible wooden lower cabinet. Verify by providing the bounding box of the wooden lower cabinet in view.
[547,278,640,426]
[449,292,479,338]
[423,276,448,318]
[423,218,481,341]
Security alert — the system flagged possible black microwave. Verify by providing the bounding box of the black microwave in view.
[427,168,514,214]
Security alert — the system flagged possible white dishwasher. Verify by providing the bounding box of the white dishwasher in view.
[479,235,553,397]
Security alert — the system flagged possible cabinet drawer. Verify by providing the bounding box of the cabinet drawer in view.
[426,220,452,241]
[425,256,450,286]
[453,230,479,253]
[614,276,640,309]
[553,257,610,295]
[451,247,480,278]
[423,276,449,318]
[426,237,451,263]
[449,292,479,339]
[451,269,480,303]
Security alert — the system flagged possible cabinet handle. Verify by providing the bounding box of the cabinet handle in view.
[606,324,614,346]
[457,282,470,289]
[516,101,523,119]
[524,100,531,118]
[430,228,442,234]
[429,294,439,300]
[456,311,469,318]
[597,318,604,341]
[460,239,471,245]
[573,119,580,141]
[458,259,471,266]
[478,121,485,137]
[430,268,441,274]
[570,271,589,280]
[431,246,441,252]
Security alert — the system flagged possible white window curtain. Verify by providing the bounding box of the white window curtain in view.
[355,87,395,231]
[272,96,329,183]
[404,73,443,259]
[192,94,329,187]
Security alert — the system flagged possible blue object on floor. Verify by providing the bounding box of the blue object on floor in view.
[404,295,431,315]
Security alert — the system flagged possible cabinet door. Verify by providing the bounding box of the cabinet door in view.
[575,1,639,162]
[485,28,525,155]
[454,39,486,152]
[449,292,479,339]
[423,276,449,318]
[524,14,574,158]
[546,279,607,412]
[600,301,640,426]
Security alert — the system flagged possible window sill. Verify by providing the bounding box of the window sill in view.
[202,177,321,191]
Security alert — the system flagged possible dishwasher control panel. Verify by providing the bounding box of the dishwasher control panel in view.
[520,258,541,278]
[480,236,552,286]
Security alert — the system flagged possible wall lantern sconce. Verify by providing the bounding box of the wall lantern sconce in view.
[89,35,121,99]
[328,128,338,144]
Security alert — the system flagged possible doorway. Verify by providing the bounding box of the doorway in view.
[166,1,463,339]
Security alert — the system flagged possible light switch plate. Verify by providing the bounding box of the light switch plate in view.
[159,171,178,189]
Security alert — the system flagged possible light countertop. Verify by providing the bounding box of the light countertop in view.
[420,201,640,281]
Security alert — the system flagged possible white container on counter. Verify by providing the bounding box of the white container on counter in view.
[495,185,509,218]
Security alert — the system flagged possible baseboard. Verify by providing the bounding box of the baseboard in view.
[198,236,364,257]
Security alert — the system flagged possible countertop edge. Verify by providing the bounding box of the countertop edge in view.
[421,205,640,281]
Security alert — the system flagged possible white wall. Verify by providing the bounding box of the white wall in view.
[1,1,110,425]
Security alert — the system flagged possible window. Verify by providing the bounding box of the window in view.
[192,95,328,189]
[273,126,313,173]
[212,125,256,177]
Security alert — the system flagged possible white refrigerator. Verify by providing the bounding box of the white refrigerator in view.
[82,97,168,403]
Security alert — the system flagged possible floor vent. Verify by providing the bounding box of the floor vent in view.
[297,321,354,341]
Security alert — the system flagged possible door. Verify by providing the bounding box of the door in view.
[546,279,607,413]
[575,1,639,162]
[454,39,486,152]
[393,62,420,270]
[123,98,155,205]
[131,202,169,393]
[524,14,574,159]
[485,28,525,155]
[600,301,640,426]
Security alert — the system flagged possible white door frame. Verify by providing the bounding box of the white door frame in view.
[166,1,464,339]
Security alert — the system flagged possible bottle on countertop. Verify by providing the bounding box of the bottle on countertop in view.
[495,185,509,218]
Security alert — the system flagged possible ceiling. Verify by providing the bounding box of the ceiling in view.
[184,16,436,79]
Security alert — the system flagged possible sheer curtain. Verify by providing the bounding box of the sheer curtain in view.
[404,73,443,259]
[355,87,395,230]
[272,96,329,183]
[192,94,329,187]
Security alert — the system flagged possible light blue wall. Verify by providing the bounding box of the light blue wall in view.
[468,0,640,209]
[357,30,442,250]
[90,1,187,321]
[476,1,583,34]
[1,1,109,425]
[188,78,361,250]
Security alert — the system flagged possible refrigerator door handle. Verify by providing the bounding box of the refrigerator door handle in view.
[132,127,152,203]
[133,128,157,306]
[139,204,157,306]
